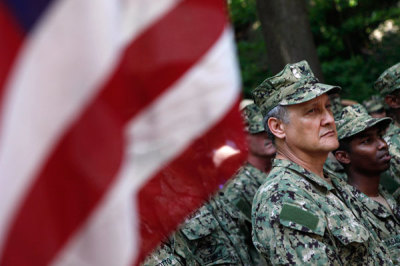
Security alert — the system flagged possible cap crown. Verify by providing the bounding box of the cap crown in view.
[375,62,400,96]
[253,60,339,116]
[336,104,391,140]
[242,103,264,134]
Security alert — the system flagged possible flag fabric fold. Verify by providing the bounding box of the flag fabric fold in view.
[0,0,246,265]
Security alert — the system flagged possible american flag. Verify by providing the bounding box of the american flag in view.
[0,0,245,265]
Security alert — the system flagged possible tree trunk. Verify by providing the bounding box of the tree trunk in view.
[256,0,324,81]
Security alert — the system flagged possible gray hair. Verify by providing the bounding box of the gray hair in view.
[264,105,290,142]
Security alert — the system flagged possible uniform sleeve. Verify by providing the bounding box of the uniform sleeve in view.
[389,135,400,185]
[252,187,332,265]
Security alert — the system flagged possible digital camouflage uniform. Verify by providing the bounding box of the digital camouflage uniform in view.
[218,102,269,264]
[363,94,386,115]
[218,162,269,266]
[375,62,400,192]
[253,159,391,265]
[335,104,399,263]
[324,94,346,180]
[324,154,346,181]
[328,93,343,120]
[141,238,184,266]
[334,182,400,264]
[252,61,389,265]
[218,161,269,265]
[221,163,267,223]
[384,123,400,187]
[174,195,252,265]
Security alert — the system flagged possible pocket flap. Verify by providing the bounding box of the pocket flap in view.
[327,214,370,245]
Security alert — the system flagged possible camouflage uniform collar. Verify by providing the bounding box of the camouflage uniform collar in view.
[347,184,394,218]
[272,159,334,191]
[244,162,267,185]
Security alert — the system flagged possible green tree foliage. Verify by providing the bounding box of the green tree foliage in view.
[228,0,400,102]
[227,0,269,98]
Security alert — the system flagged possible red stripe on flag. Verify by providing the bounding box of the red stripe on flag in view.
[0,2,24,112]
[0,0,228,265]
[137,99,246,264]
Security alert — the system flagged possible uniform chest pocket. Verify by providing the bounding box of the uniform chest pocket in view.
[326,213,370,245]
[384,234,400,264]
[180,209,239,265]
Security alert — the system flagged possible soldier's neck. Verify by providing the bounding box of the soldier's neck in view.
[391,108,400,127]
[347,170,380,197]
[247,154,273,174]
[276,149,327,178]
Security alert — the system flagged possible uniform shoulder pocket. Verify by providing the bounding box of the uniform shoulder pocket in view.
[279,203,326,236]
[181,206,219,240]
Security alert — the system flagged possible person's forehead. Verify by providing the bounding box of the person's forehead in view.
[352,126,381,140]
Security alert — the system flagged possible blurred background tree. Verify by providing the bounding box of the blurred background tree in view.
[228,0,400,102]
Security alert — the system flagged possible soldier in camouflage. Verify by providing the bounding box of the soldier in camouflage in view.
[171,102,276,265]
[251,60,392,265]
[143,103,269,266]
[323,93,346,180]
[363,94,387,118]
[333,104,400,264]
[141,238,184,266]
[217,101,275,265]
[375,63,400,191]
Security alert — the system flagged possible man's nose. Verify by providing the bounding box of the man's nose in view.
[377,137,388,150]
[321,108,335,126]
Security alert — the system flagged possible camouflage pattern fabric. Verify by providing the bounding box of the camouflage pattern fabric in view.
[328,93,343,120]
[218,163,269,265]
[333,181,400,264]
[252,159,391,265]
[394,187,400,203]
[141,238,184,266]
[335,104,391,140]
[174,195,251,266]
[242,103,265,134]
[374,62,400,96]
[363,94,386,114]
[252,60,340,116]
[220,163,268,221]
[324,154,346,181]
[384,122,400,187]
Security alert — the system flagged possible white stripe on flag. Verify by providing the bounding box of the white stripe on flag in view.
[0,0,180,255]
[51,27,240,266]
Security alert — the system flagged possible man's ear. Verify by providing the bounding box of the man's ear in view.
[334,150,351,165]
[268,117,285,139]
[385,94,400,109]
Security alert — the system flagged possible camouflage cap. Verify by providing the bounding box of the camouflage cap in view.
[252,60,341,116]
[336,104,392,140]
[362,95,385,114]
[241,102,264,134]
[374,62,400,96]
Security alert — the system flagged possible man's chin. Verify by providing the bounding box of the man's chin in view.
[320,140,339,152]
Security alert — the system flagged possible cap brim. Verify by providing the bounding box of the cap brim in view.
[249,129,265,134]
[338,116,392,140]
[280,83,341,106]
